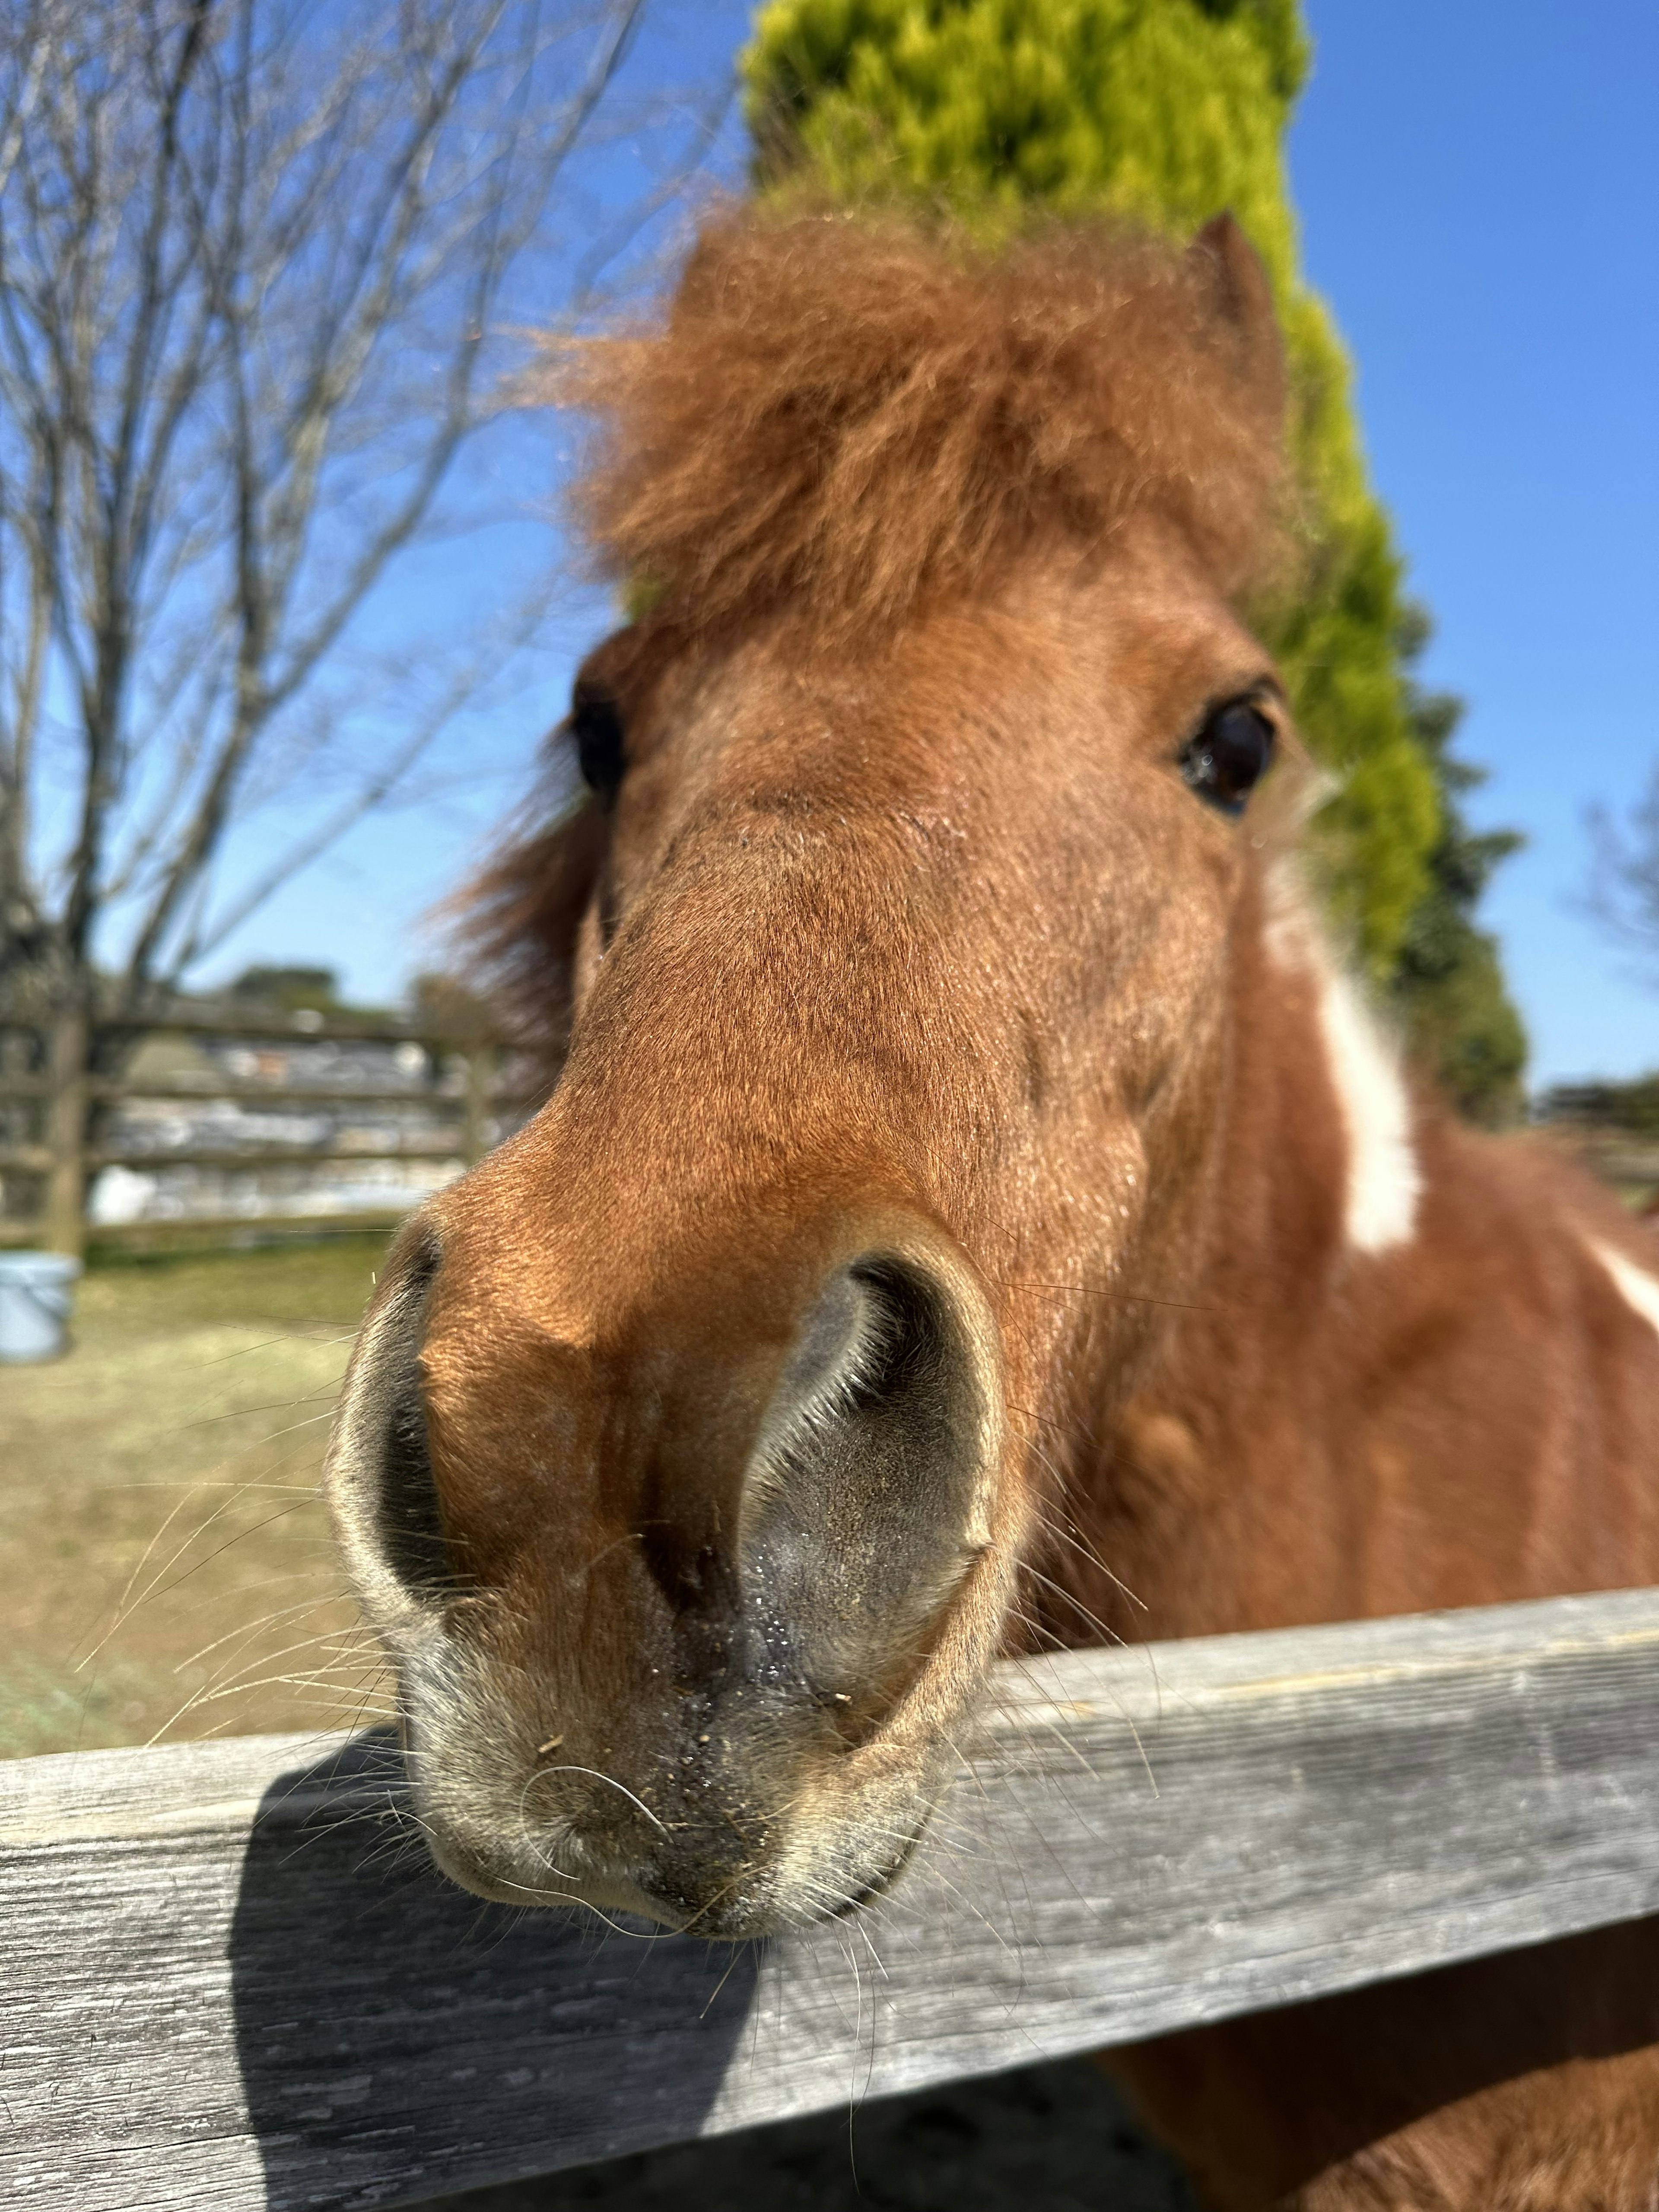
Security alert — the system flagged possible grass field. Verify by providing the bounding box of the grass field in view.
[0,1234,395,1757]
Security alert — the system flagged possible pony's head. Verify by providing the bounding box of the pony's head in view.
[327,208,1306,1933]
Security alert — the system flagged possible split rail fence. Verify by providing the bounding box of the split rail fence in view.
[5,1584,1659,2209]
[0,1003,525,1256]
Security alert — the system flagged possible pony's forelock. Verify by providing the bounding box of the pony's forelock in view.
[470,207,1293,1063]
[538,206,1290,642]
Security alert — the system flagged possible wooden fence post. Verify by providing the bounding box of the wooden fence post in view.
[461,1042,497,1167]
[43,1006,89,1257]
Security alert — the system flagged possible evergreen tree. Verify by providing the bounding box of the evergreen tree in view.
[1389,610,1526,1125]
[743,0,1526,1115]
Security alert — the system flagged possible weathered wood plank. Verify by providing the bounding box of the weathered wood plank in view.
[84,1144,468,1172]
[4,1587,1659,2212]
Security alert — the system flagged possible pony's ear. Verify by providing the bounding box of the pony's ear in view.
[1189,212,1286,433]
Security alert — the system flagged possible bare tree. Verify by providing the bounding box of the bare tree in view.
[0,0,722,1033]
[1587,768,1659,981]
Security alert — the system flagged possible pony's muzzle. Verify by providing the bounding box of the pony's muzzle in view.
[325,1213,1009,1933]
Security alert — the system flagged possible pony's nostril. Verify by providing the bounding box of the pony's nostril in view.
[739,1238,1002,1713]
[842,1255,948,1408]
[757,1253,946,1446]
[379,1366,450,1596]
[325,1224,454,1618]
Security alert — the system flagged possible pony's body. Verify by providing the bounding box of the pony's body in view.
[326,210,1659,2207]
[1063,901,1659,1653]
[1071,874,1659,2208]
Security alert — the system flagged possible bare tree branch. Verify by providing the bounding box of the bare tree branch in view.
[564,66,737,321]
[0,0,715,1036]
[1586,771,1659,982]
[0,0,64,938]
[169,566,569,973]
[60,0,218,969]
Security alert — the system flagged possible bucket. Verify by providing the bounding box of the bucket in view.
[0,1250,83,1363]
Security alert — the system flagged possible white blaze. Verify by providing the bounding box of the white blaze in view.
[1266,865,1421,1256]
[1314,964,1422,1254]
[1588,1236,1659,1338]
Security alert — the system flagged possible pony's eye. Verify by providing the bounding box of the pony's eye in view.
[1178,700,1275,817]
[571,688,626,805]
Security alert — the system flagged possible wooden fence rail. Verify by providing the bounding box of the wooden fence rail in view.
[5,1586,1659,2210]
[0,1003,524,1253]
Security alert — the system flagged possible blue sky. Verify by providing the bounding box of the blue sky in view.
[209,1,1659,1090]
[1290,0,1659,1085]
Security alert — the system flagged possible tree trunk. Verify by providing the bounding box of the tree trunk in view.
[43,1005,89,1258]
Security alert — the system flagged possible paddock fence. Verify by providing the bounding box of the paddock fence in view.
[1537,1085,1659,1212]
[2,1019,1648,1261]
[0,1001,534,1257]
[5,1584,1659,2210]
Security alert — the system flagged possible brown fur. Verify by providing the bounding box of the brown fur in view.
[541,207,1288,643]
[329,209,1659,2211]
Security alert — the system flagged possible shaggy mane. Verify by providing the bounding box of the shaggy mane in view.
[542,206,1290,639]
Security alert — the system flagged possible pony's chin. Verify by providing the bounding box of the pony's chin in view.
[413,1785,931,1939]
[418,1822,693,1927]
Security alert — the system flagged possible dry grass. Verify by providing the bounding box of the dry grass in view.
[0,1235,395,1758]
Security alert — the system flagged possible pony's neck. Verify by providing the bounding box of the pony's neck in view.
[1055,866,1438,1646]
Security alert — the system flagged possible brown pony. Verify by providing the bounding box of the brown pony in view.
[325,209,1659,2209]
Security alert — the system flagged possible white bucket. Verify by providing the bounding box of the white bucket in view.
[0,1250,83,1363]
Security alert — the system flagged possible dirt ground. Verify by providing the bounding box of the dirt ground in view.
[416,2058,1200,2212]
[0,1234,394,1755]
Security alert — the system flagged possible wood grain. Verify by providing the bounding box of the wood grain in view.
[5,1586,1659,2212]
